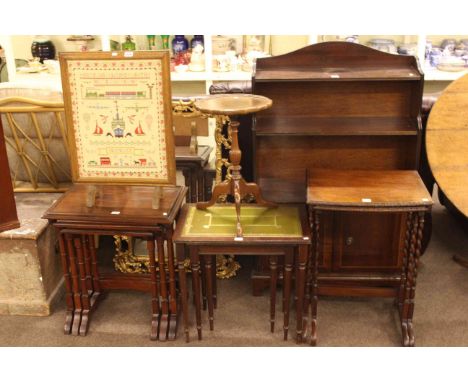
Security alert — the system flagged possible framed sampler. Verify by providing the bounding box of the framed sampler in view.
[59,51,176,185]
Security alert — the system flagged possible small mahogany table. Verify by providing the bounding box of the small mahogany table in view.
[307,169,433,346]
[42,184,186,340]
[176,145,213,202]
[173,204,310,343]
[194,94,274,238]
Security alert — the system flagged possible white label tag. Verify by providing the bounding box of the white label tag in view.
[111,52,118,56]
[330,74,340,78]
[111,211,121,215]
[362,198,372,203]
[422,198,429,202]
[124,51,134,57]
[303,236,309,241]
[234,237,244,241]
[163,212,168,216]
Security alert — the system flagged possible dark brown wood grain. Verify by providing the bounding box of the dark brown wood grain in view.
[251,41,426,300]
[174,203,311,344]
[307,169,432,346]
[42,184,187,340]
[0,117,19,232]
[307,170,433,209]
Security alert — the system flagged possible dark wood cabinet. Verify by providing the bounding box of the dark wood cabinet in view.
[250,42,425,295]
[0,117,19,233]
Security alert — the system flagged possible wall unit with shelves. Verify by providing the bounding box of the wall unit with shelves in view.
[1,34,467,95]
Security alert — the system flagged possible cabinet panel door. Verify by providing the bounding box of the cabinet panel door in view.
[317,211,333,271]
[332,211,406,273]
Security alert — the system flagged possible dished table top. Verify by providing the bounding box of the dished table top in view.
[194,94,272,116]
[426,73,468,218]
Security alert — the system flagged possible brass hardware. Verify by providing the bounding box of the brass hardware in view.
[346,236,354,246]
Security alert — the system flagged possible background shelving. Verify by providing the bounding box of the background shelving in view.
[1,34,467,95]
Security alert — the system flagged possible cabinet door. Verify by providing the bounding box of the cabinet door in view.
[332,211,406,273]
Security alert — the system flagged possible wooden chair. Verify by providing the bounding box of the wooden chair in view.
[0,93,71,192]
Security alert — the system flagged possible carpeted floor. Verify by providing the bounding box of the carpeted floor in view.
[0,200,467,347]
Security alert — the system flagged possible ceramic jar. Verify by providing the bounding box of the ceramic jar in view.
[31,37,56,63]
[190,35,204,51]
[172,35,189,56]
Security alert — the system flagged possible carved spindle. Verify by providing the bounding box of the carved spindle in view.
[212,255,217,309]
[190,247,203,340]
[147,238,160,340]
[406,211,425,346]
[310,209,320,346]
[205,255,215,330]
[81,236,93,292]
[87,234,101,294]
[66,234,82,336]
[269,255,278,333]
[177,245,190,342]
[74,236,90,336]
[296,245,308,343]
[283,249,294,341]
[398,212,413,317]
[165,232,178,316]
[57,231,74,334]
[402,212,418,346]
[157,237,169,341]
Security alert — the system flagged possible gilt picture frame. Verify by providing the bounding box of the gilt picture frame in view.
[59,50,176,185]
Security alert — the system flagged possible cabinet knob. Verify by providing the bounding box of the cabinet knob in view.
[346,236,354,246]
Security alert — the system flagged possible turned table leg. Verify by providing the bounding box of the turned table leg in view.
[157,237,169,341]
[65,234,82,336]
[190,246,203,340]
[87,234,101,307]
[283,249,294,341]
[205,255,215,330]
[269,255,278,333]
[165,233,178,340]
[176,244,190,343]
[310,209,320,346]
[212,255,217,309]
[404,211,425,347]
[74,237,91,336]
[57,232,74,335]
[147,238,160,340]
[296,245,308,344]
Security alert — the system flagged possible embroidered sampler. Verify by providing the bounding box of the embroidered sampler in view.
[60,52,175,184]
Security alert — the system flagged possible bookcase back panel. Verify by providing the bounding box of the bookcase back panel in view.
[256,135,417,203]
[255,81,414,118]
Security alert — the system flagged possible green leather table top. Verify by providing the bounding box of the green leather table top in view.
[180,205,303,238]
